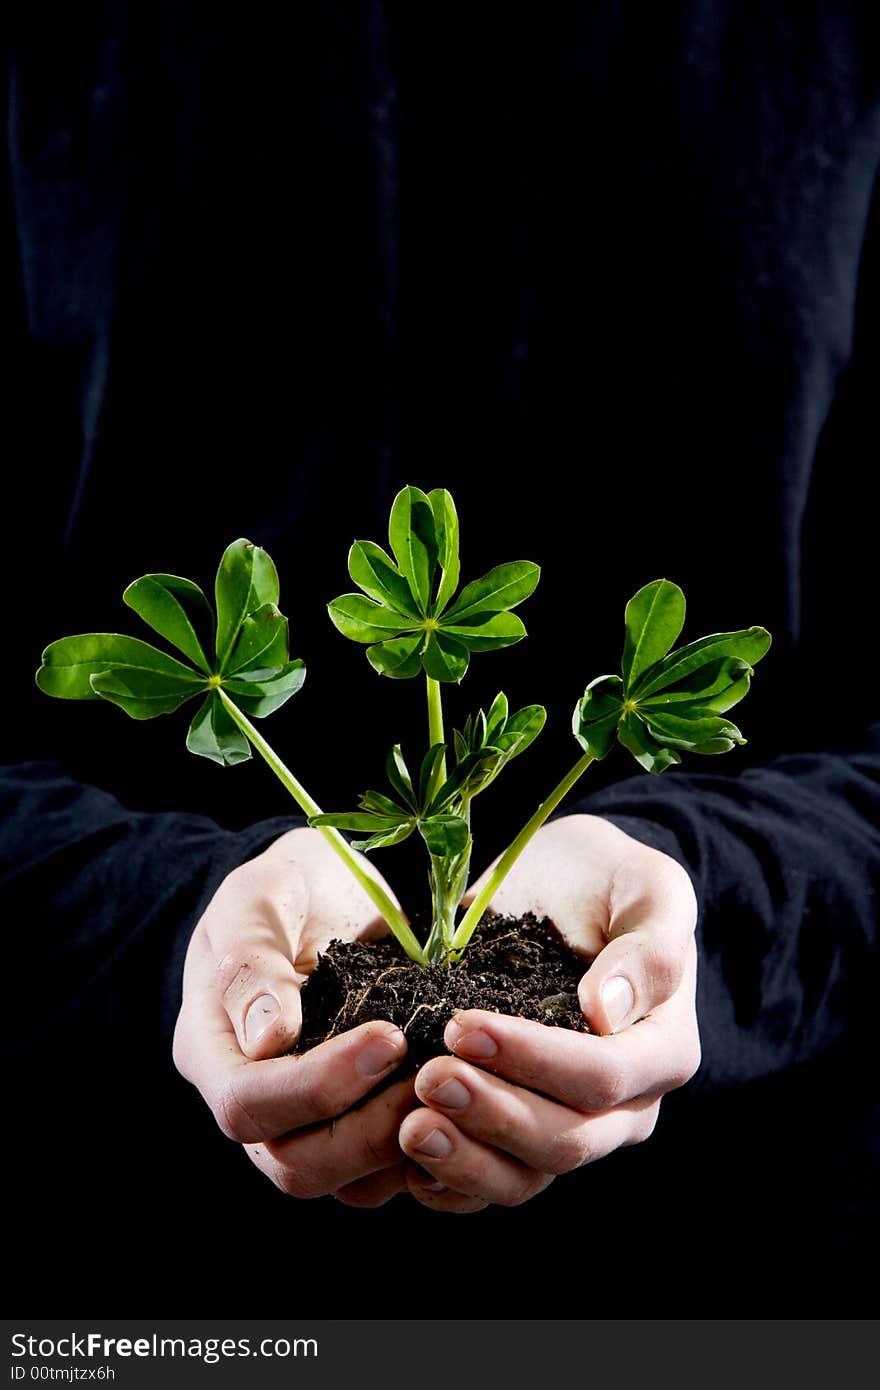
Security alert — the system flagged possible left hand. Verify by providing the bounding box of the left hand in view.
[396,815,701,1212]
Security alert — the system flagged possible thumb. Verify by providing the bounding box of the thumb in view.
[200,856,311,1061]
[578,851,698,1035]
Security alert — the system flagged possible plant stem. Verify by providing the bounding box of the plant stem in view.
[217,688,428,965]
[450,750,595,956]
[423,797,472,964]
[426,675,447,790]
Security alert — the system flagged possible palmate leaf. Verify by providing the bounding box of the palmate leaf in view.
[226,604,289,675]
[329,485,540,682]
[389,486,439,614]
[36,633,204,702]
[419,814,471,857]
[186,691,251,766]
[223,659,306,717]
[215,539,279,671]
[572,582,771,774]
[621,579,685,688]
[429,696,547,809]
[123,574,214,674]
[348,541,420,618]
[36,539,307,765]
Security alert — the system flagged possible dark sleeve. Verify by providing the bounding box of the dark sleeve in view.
[574,723,880,1088]
[0,762,302,1057]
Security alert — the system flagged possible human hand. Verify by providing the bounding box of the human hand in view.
[398,815,700,1211]
[173,827,416,1206]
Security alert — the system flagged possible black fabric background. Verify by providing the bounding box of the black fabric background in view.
[3,3,879,1314]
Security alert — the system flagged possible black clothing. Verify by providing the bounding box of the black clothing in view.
[3,4,878,1313]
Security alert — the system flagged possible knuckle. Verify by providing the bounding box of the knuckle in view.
[587,1062,628,1112]
[217,950,261,1006]
[302,1072,343,1123]
[648,949,684,1003]
[214,1074,264,1145]
[274,1164,323,1200]
[627,1106,661,1147]
[545,1129,591,1175]
[669,1037,702,1090]
[499,1170,551,1208]
[171,1018,192,1082]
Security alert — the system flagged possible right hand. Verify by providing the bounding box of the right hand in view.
[173,827,416,1207]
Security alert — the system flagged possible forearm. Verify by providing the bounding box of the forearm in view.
[570,725,880,1086]
[0,761,303,1054]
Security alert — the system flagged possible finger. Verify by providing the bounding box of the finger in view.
[247,1077,416,1200]
[398,1109,554,1208]
[404,1164,490,1214]
[335,1163,410,1208]
[443,997,700,1112]
[415,1055,661,1171]
[578,862,698,1034]
[197,856,312,1059]
[175,987,407,1143]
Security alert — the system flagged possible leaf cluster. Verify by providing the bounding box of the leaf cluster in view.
[311,692,546,857]
[328,486,540,681]
[35,540,305,765]
[573,579,772,773]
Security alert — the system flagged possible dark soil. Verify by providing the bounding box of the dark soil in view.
[297,912,589,1069]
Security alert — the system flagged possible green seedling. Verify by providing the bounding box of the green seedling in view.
[36,488,770,970]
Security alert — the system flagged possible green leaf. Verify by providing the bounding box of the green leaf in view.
[351,822,418,852]
[427,750,489,812]
[388,486,439,614]
[485,691,509,744]
[422,631,469,682]
[444,561,540,624]
[226,604,289,676]
[328,594,415,644]
[310,811,406,833]
[429,488,460,614]
[348,541,421,618]
[572,675,624,759]
[366,633,426,679]
[637,656,754,710]
[123,574,213,674]
[223,659,306,717]
[634,627,772,699]
[186,692,251,766]
[617,711,682,774]
[572,706,620,760]
[214,539,280,672]
[441,610,527,651]
[690,737,738,755]
[576,674,625,722]
[89,666,205,719]
[621,579,686,690]
[498,704,546,756]
[419,743,447,809]
[386,744,417,810]
[360,788,412,817]
[36,633,203,701]
[419,814,471,857]
[640,708,744,750]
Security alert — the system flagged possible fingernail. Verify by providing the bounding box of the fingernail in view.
[446,1022,498,1060]
[601,976,634,1032]
[415,1128,452,1159]
[356,1031,405,1078]
[244,994,280,1044]
[427,1077,471,1110]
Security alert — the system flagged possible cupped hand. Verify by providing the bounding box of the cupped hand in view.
[173,827,415,1205]
[398,815,701,1211]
